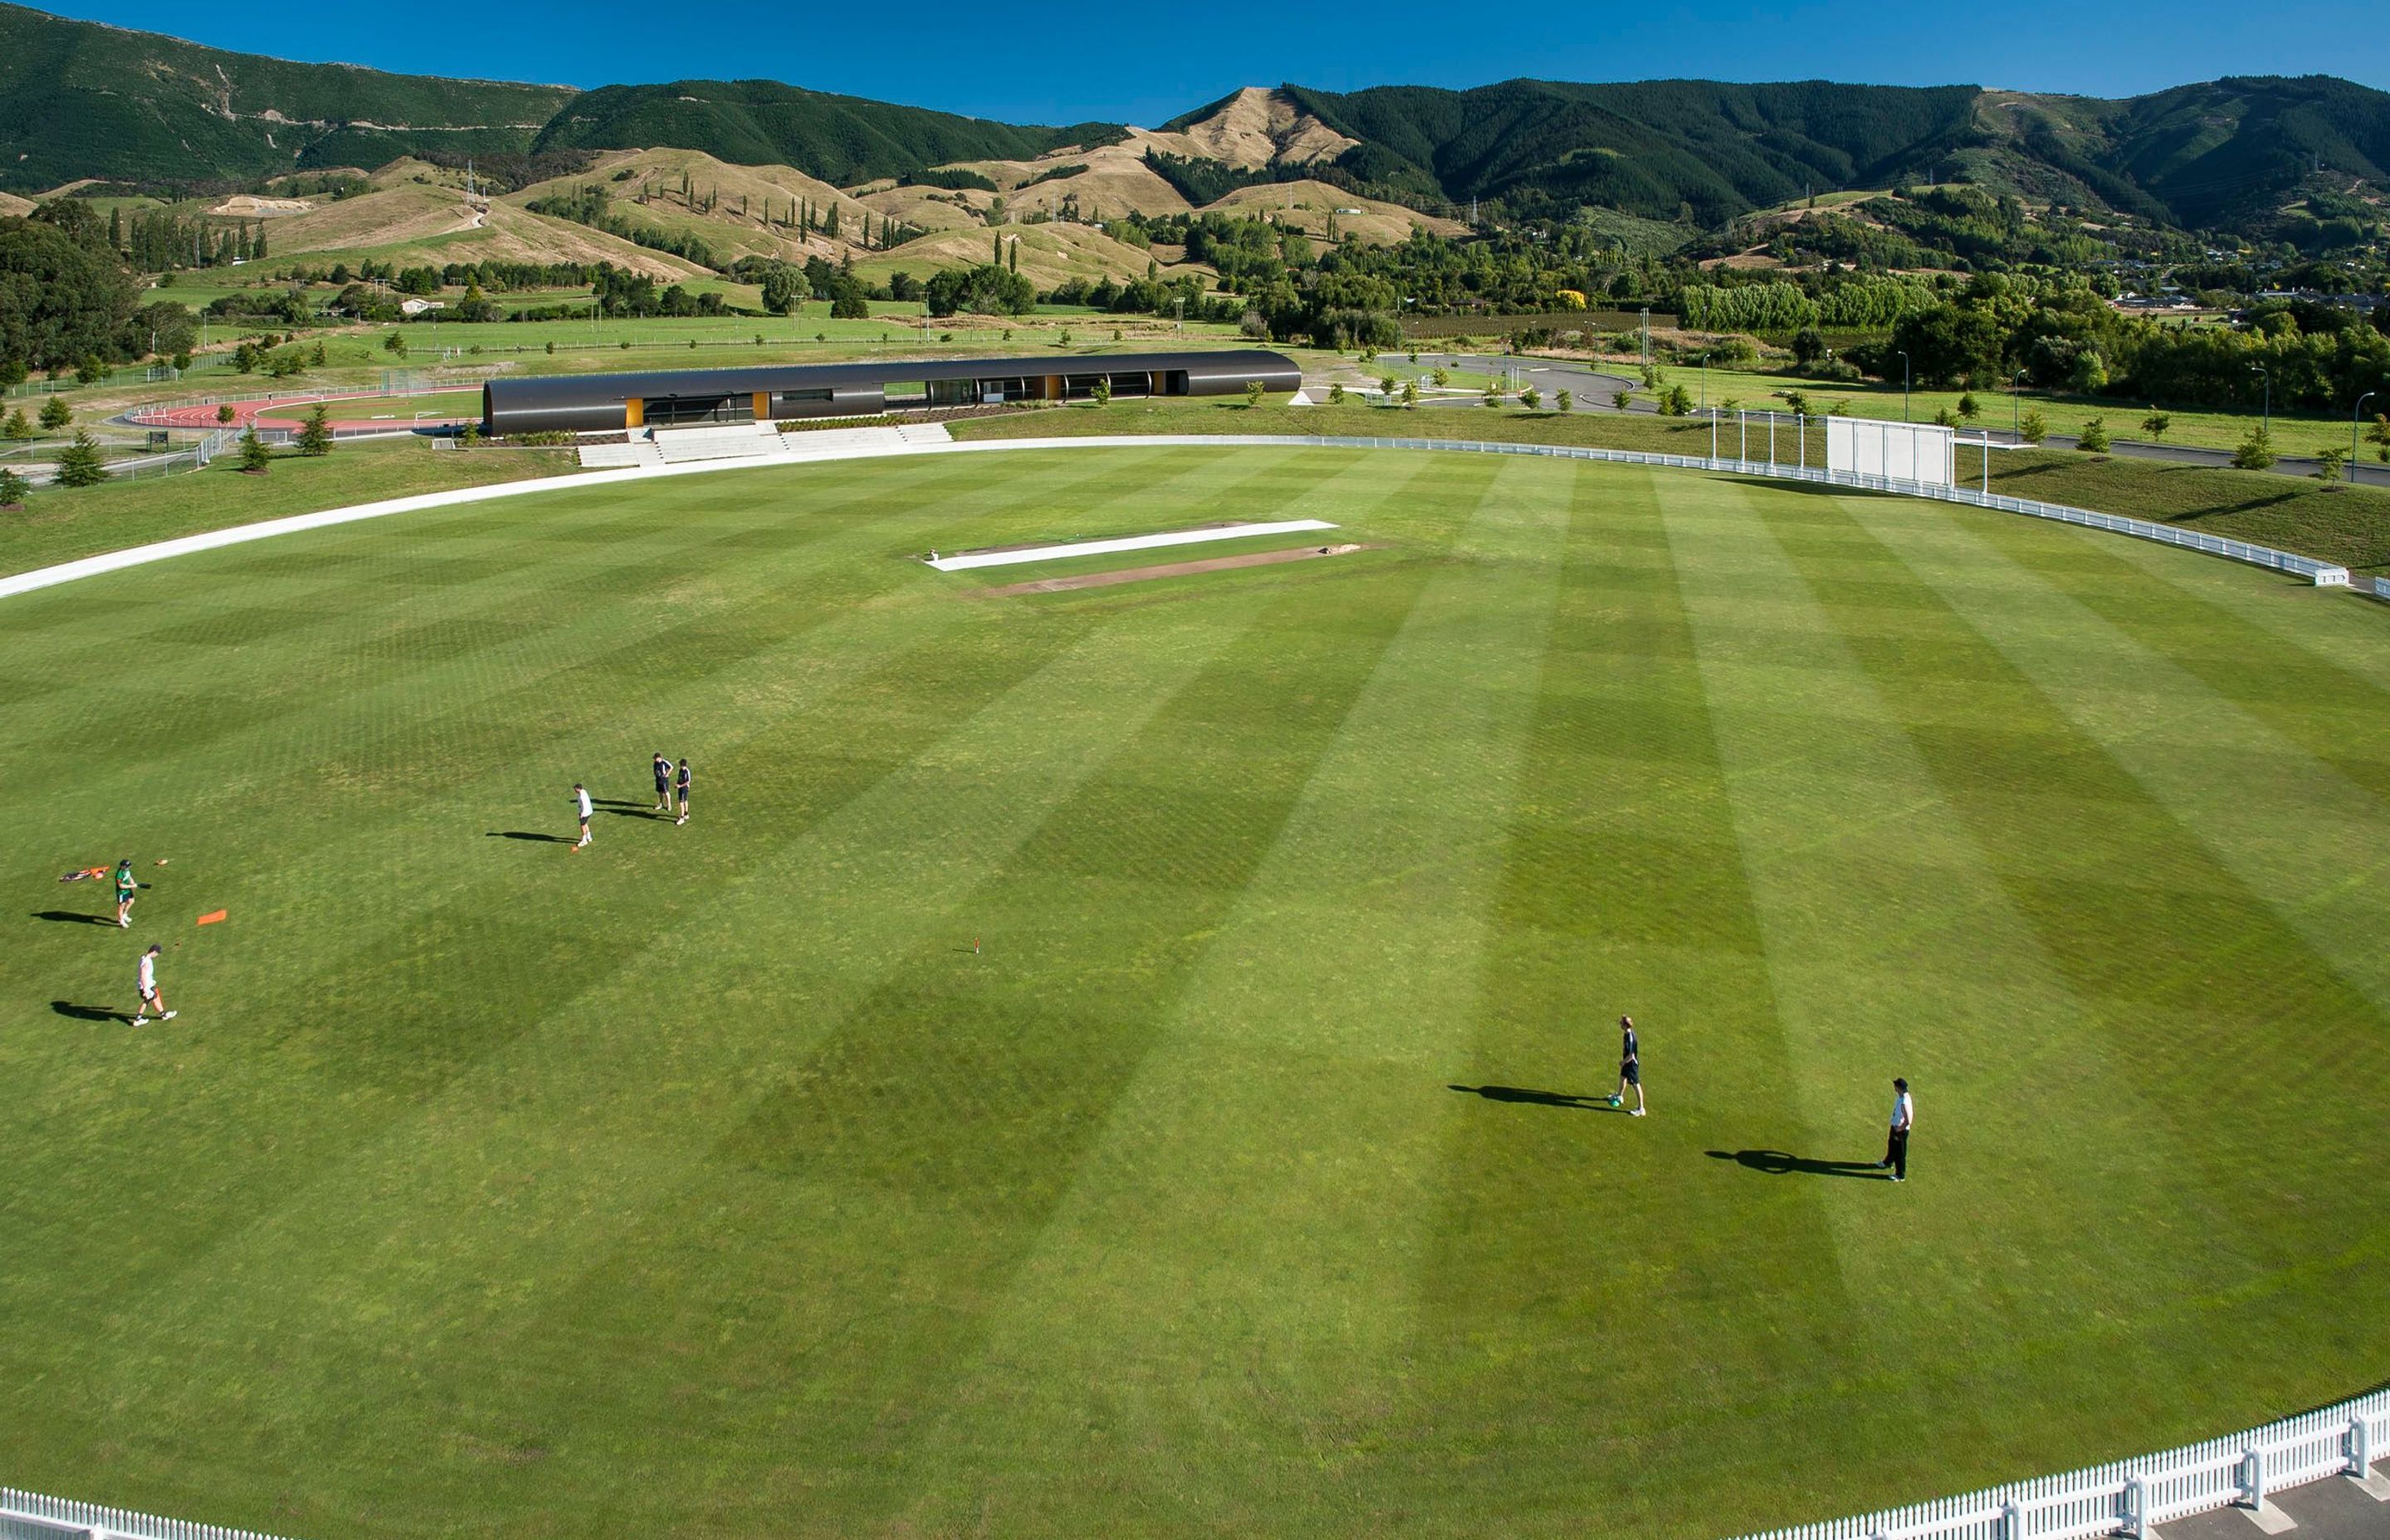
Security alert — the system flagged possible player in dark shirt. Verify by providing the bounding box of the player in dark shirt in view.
[652,753,673,812]
[1608,1015,1646,1116]
[675,758,691,826]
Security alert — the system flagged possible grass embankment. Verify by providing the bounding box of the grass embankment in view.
[0,440,578,578]
[1595,362,2372,459]
[3,448,2386,1538]
[952,398,2390,573]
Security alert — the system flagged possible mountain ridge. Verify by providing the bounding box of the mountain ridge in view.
[0,4,2382,240]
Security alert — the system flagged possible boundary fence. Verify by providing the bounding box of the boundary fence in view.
[942,434,2352,586]
[1729,1385,2388,1540]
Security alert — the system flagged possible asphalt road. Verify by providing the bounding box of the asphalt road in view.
[2155,1464,2390,1540]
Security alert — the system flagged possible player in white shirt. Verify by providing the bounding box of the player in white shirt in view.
[131,943,177,1026]
[572,782,593,848]
[1879,1077,1914,1182]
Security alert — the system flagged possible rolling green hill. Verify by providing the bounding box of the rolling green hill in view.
[530,80,1125,187]
[0,2,575,191]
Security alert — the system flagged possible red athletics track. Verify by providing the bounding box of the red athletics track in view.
[124,390,472,434]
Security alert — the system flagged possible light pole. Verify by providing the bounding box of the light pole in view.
[2356,390,2378,487]
[2251,363,2270,440]
[1701,353,1715,461]
[2013,369,2026,440]
[1896,350,1911,422]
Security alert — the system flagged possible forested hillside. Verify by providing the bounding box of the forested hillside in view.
[0,2,573,189]
[531,81,1124,188]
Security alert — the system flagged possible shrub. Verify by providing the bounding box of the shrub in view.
[1090,378,1110,407]
[1957,392,1980,422]
[1243,380,1264,407]
[1520,387,1542,411]
[2312,445,2346,482]
[2230,427,2276,470]
[76,355,105,385]
[38,396,71,431]
[2141,411,2170,440]
[1556,388,1573,412]
[1482,386,1501,408]
[238,426,270,473]
[297,404,334,456]
[1932,407,1958,428]
[1613,389,1635,412]
[215,403,236,425]
[1402,380,1417,407]
[2,407,28,439]
[1658,384,1694,417]
[1431,367,1449,387]
[1378,375,1397,399]
[383,332,407,355]
[2075,416,2110,452]
[2018,409,2048,445]
[53,429,106,487]
[1328,383,1345,405]
[1776,389,1809,417]
[0,465,28,506]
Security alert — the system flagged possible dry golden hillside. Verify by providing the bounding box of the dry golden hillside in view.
[0,190,33,216]
[941,143,1193,219]
[850,183,994,236]
[1131,89,1357,169]
[261,177,707,279]
[1201,181,1465,246]
[504,148,885,266]
[851,221,1212,291]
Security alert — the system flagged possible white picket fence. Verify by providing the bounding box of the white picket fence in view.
[1,1485,298,1540]
[1731,1385,2388,1540]
[1114,433,2351,587]
[4,1384,2382,1540]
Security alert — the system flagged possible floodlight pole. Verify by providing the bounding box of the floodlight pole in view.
[1896,350,1911,422]
[2012,370,2025,439]
[1701,353,1715,462]
[2251,363,2270,439]
[2357,390,2378,486]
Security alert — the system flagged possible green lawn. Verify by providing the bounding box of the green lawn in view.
[1645,362,2371,458]
[4,445,2388,1539]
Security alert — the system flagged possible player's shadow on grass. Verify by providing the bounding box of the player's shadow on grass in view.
[1708,1149,1890,1180]
[31,910,118,925]
[599,807,671,820]
[1448,1084,1617,1110]
[52,1001,124,1023]
[485,831,574,844]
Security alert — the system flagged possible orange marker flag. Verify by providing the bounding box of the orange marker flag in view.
[196,909,227,926]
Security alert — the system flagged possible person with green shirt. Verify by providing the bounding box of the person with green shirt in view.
[113,856,139,928]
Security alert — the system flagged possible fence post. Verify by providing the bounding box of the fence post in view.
[2124,1474,2149,1537]
[2000,1499,2023,1540]
[2241,1447,2265,1508]
[2351,1414,2371,1477]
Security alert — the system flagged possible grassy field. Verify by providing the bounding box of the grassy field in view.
[4,444,2388,1540]
[953,398,2390,573]
[0,440,576,576]
[1641,363,2372,458]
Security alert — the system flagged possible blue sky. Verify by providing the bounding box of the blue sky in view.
[45,0,2388,124]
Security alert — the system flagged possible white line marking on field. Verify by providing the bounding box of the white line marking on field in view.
[925,519,1337,573]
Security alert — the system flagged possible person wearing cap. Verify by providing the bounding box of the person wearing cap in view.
[1879,1077,1914,1182]
[573,782,593,849]
[131,943,176,1026]
[114,855,139,928]
[1607,1015,1646,1116]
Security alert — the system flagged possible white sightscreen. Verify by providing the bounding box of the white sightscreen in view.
[1826,416,1954,488]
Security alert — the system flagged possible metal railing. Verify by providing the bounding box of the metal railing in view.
[1729,1385,2388,1540]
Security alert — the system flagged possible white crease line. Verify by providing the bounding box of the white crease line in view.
[925,519,1338,573]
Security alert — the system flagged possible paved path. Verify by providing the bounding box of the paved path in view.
[2157,1463,2390,1540]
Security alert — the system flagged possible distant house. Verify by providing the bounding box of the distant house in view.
[399,298,446,317]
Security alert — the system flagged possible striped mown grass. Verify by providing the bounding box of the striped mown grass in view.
[3,446,2386,1539]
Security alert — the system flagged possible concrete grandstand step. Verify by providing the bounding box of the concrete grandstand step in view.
[653,423,791,465]
[778,426,916,458]
[895,422,954,446]
[576,440,665,470]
